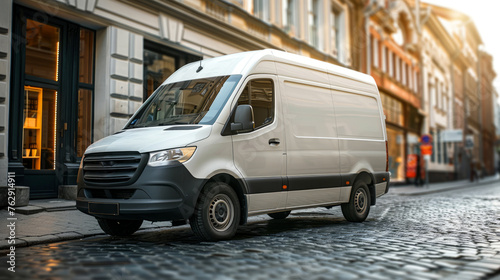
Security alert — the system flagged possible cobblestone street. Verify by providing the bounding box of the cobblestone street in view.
[3,181,500,280]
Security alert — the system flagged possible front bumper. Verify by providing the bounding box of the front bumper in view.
[76,160,206,222]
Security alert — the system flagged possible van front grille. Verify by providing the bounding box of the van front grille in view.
[83,152,147,185]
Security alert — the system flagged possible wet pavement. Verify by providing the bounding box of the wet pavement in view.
[2,180,500,279]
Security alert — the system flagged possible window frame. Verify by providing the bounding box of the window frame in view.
[76,27,96,159]
[222,77,276,136]
[308,0,320,48]
[143,40,201,102]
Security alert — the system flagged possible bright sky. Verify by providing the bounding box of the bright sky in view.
[423,0,500,100]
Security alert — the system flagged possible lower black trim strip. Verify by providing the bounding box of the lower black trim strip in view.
[245,177,284,194]
[244,172,390,195]
[288,175,342,191]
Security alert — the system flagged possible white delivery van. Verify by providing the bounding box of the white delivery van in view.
[76,49,390,241]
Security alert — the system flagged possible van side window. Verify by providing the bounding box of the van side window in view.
[237,79,274,129]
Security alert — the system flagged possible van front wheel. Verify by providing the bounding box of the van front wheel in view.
[190,182,240,241]
[341,182,371,222]
[96,218,143,236]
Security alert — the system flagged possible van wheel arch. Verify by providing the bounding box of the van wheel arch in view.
[208,173,248,225]
[353,172,376,206]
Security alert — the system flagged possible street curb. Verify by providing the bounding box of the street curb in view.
[0,225,177,251]
[15,204,76,215]
[0,232,105,251]
[394,178,500,196]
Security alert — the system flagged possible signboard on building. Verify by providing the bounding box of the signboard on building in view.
[406,154,418,178]
[420,134,433,145]
[465,135,474,149]
[441,129,463,143]
[421,144,433,155]
[408,135,419,144]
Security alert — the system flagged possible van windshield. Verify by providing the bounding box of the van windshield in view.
[126,75,241,129]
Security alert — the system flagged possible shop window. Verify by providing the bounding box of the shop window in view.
[387,127,405,181]
[79,29,94,84]
[77,28,95,158]
[381,93,403,126]
[237,79,274,129]
[144,49,176,99]
[143,41,200,101]
[21,19,95,170]
[23,86,57,170]
[22,20,60,170]
[407,106,422,132]
[77,89,92,157]
[25,19,60,81]
[10,6,98,196]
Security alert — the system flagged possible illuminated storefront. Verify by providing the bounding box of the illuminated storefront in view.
[8,5,199,198]
[9,7,95,197]
[379,92,423,183]
[381,93,405,182]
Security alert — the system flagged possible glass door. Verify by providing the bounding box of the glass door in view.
[21,18,61,197]
[10,6,95,198]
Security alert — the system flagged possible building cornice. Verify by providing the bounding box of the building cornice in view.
[425,14,456,55]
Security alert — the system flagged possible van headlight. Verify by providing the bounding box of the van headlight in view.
[148,147,196,166]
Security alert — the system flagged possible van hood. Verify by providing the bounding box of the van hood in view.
[85,125,212,154]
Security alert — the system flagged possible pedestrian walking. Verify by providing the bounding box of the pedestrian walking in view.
[415,155,423,187]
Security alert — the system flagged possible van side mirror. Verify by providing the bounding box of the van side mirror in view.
[231,105,254,132]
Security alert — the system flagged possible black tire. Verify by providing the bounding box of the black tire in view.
[190,182,240,241]
[96,218,143,236]
[341,182,371,222]
[268,211,291,219]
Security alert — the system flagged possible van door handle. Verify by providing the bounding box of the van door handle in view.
[269,138,280,146]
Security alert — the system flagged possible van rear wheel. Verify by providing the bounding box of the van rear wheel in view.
[190,182,240,241]
[341,182,371,222]
[268,211,291,219]
[96,218,143,236]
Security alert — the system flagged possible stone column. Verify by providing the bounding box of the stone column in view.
[94,26,143,141]
[0,0,12,189]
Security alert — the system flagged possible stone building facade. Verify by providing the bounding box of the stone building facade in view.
[412,1,489,182]
[1,0,497,198]
[1,0,364,198]
[368,0,422,183]
[480,51,497,176]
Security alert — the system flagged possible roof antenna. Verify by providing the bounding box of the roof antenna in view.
[196,47,203,73]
